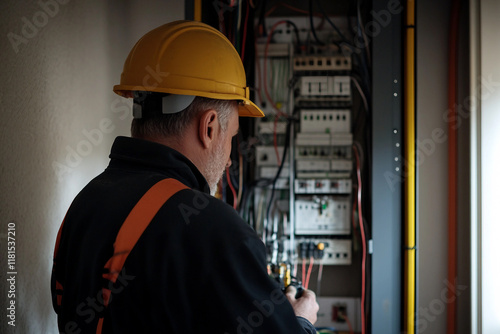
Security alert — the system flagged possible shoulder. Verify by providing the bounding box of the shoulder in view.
[173,189,249,226]
[167,188,259,241]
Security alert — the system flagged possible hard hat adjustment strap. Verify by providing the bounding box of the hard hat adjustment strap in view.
[132,92,196,119]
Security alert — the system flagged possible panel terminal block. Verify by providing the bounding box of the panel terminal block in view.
[296,238,352,265]
[296,145,352,160]
[293,55,352,72]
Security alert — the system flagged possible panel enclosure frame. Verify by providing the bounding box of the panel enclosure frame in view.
[371,0,403,333]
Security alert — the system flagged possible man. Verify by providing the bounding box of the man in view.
[51,20,318,333]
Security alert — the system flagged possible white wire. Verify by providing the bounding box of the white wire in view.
[353,141,364,171]
[237,0,243,31]
[256,189,266,239]
[317,260,323,296]
[351,76,369,112]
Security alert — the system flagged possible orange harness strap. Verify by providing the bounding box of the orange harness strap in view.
[95,178,189,334]
[53,216,67,309]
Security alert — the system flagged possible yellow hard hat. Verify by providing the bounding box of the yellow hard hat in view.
[113,20,264,117]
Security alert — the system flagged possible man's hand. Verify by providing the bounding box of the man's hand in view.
[285,285,319,325]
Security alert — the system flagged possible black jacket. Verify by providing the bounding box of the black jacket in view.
[51,136,315,334]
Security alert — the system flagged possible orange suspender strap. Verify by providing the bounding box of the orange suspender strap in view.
[94,178,189,334]
[53,216,67,308]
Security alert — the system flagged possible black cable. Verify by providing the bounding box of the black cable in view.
[238,178,273,216]
[257,0,268,37]
[309,0,324,45]
[314,0,349,43]
[264,117,292,225]
[280,20,302,50]
[348,10,357,37]
[229,167,239,192]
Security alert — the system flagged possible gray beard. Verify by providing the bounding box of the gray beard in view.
[205,140,227,196]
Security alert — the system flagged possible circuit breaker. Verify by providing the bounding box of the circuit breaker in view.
[299,76,351,97]
[295,196,350,235]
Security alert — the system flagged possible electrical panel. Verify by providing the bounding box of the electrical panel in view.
[205,2,372,332]
[251,17,357,278]
[293,41,353,240]
[232,8,370,334]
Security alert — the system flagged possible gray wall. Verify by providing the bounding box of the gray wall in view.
[0,1,183,332]
[417,1,450,333]
[417,0,470,333]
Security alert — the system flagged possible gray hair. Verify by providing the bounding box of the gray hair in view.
[131,95,237,139]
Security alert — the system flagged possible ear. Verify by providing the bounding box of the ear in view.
[198,109,219,149]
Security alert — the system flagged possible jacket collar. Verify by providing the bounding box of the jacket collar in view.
[108,136,210,194]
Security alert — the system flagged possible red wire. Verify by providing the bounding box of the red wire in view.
[236,135,243,204]
[344,314,354,334]
[241,0,250,63]
[219,0,225,35]
[228,15,233,45]
[351,186,359,247]
[265,2,323,17]
[317,260,323,289]
[226,167,237,209]
[305,256,314,289]
[354,146,366,334]
[264,21,292,165]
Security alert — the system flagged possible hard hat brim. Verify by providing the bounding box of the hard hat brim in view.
[238,99,265,118]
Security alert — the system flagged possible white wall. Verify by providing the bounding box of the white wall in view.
[479,1,500,332]
[0,1,183,332]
